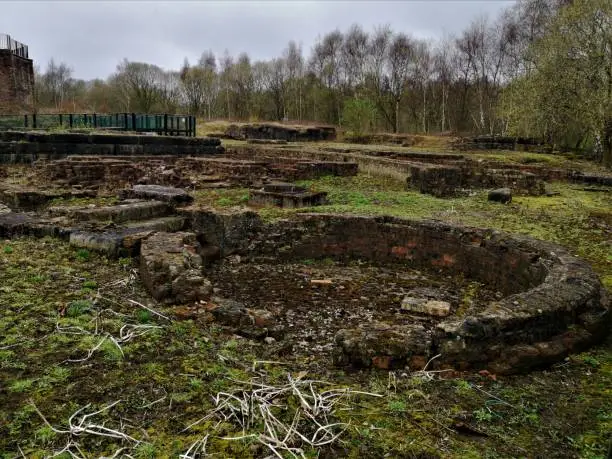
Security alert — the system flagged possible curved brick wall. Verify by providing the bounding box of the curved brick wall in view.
[244,214,610,374]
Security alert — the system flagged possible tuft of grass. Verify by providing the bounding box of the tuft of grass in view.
[8,378,36,393]
[66,299,92,317]
[82,280,98,289]
[34,425,57,445]
[136,309,152,323]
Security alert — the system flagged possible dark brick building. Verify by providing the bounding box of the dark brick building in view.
[0,34,34,114]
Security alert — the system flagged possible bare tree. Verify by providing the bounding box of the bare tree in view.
[433,36,455,132]
[180,58,206,115]
[42,59,73,110]
[284,41,304,120]
[219,50,234,119]
[414,40,432,133]
[233,52,253,119]
[310,30,344,123]
[365,25,393,130]
[200,51,219,120]
[342,24,369,94]
[115,59,164,113]
[387,33,416,133]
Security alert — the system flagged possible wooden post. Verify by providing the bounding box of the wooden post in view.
[24,114,28,128]
[69,113,73,128]
[131,113,136,132]
[32,113,37,129]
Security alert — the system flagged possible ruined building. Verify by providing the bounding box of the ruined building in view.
[0,34,34,114]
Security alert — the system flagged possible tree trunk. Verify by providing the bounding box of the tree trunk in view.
[441,84,446,132]
[395,98,400,133]
[603,117,612,168]
[422,84,427,134]
[225,87,230,120]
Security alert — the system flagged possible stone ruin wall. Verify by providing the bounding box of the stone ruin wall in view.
[238,214,610,373]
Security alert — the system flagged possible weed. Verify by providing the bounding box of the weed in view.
[8,378,36,393]
[34,425,57,445]
[136,309,152,323]
[473,408,494,423]
[454,379,472,395]
[223,339,239,352]
[29,274,46,283]
[582,355,601,368]
[133,443,157,459]
[189,378,204,390]
[82,280,98,289]
[388,400,408,413]
[101,338,124,361]
[66,299,92,317]
[118,257,132,268]
[3,245,13,254]
[76,249,90,261]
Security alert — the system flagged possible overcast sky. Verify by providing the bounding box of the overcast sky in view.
[2,1,515,81]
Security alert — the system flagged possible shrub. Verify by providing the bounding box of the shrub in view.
[341,98,378,136]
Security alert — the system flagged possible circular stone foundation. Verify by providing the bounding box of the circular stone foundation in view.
[216,213,610,375]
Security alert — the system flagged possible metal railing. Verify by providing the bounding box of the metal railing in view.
[0,34,29,59]
[0,112,197,136]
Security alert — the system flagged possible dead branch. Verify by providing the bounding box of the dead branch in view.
[182,373,383,458]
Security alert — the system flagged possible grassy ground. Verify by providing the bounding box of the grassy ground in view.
[1,172,610,458]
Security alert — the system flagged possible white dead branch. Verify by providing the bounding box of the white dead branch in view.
[31,400,143,458]
[182,373,383,458]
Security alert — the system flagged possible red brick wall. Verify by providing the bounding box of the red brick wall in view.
[0,50,34,114]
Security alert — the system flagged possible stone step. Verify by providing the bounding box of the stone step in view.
[0,212,35,238]
[119,185,194,204]
[122,215,186,232]
[71,200,172,224]
[69,216,186,258]
[0,188,97,211]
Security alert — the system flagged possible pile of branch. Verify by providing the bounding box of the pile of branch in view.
[182,373,383,459]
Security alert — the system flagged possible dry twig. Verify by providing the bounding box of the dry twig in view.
[182,373,382,458]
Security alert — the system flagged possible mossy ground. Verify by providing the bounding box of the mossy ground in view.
[1,168,610,457]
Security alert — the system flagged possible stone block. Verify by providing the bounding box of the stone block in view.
[334,322,432,369]
[120,185,194,204]
[401,297,452,317]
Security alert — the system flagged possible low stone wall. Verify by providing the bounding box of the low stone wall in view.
[235,214,609,374]
[179,157,357,184]
[223,123,336,142]
[0,131,222,163]
[409,164,546,197]
[248,183,328,208]
[454,135,552,153]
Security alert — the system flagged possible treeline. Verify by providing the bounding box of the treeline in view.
[33,0,611,164]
